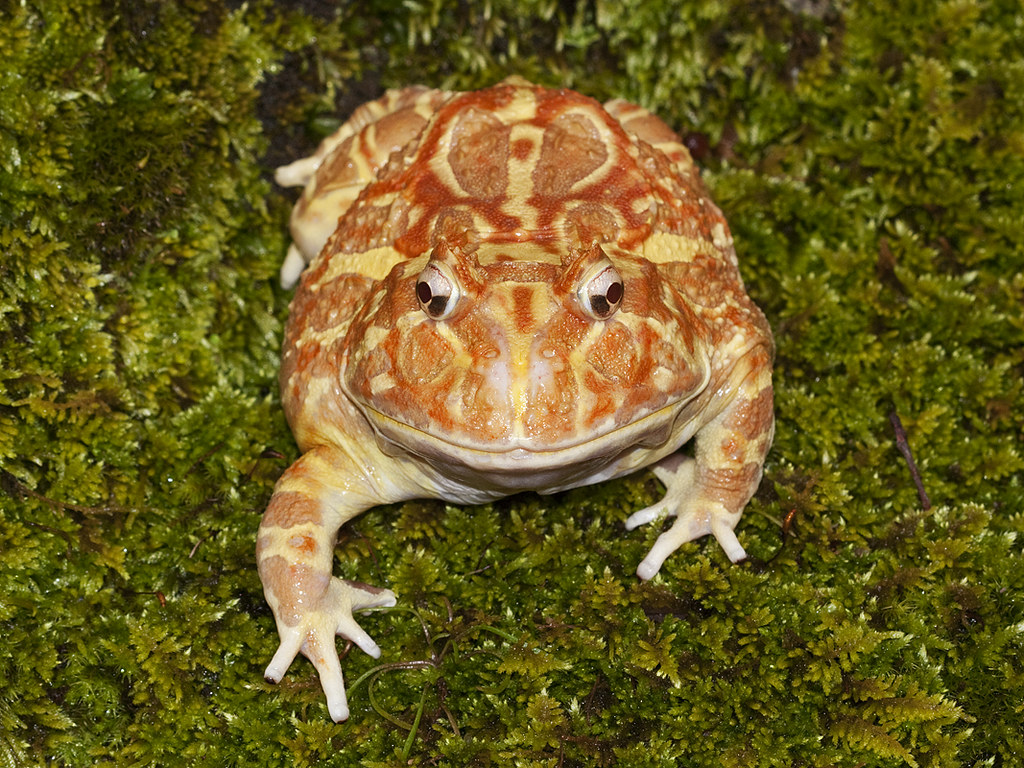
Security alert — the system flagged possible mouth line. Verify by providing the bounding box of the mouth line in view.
[360,398,689,469]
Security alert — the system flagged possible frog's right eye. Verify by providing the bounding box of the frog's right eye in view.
[415,262,460,320]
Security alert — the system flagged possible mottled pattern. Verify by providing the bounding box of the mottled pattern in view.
[260,78,774,722]
[312,83,727,261]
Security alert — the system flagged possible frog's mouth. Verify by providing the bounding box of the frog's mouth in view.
[359,398,701,494]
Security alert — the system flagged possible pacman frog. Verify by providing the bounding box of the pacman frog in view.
[259,78,774,720]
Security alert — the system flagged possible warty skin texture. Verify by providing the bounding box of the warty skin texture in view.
[260,78,774,721]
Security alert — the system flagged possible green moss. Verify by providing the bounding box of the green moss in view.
[2,0,1022,765]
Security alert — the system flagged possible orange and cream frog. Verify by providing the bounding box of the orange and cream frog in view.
[259,78,774,721]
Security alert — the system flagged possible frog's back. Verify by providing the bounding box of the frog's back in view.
[284,79,741,293]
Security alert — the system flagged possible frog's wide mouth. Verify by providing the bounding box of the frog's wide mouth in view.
[359,398,698,493]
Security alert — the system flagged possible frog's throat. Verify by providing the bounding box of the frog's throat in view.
[358,397,701,493]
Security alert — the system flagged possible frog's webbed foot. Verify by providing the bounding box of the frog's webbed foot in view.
[263,578,396,722]
[625,455,746,580]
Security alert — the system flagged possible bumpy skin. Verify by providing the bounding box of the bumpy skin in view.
[260,78,774,721]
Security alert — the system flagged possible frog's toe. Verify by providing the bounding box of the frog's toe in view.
[634,508,715,580]
[279,244,307,289]
[627,454,699,530]
[335,579,396,657]
[709,515,746,563]
[301,627,351,722]
[274,154,320,187]
[624,501,669,531]
[624,456,696,531]
[264,626,305,685]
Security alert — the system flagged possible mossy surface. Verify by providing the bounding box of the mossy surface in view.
[2,0,1022,765]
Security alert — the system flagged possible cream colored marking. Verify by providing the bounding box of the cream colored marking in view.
[711,222,732,249]
[363,189,400,211]
[567,321,604,374]
[503,123,543,220]
[718,330,752,359]
[500,88,540,124]
[355,323,393,359]
[413,94,441,122]
[474,242,562,266]
[402,204,433,245]
[428,120,465,195]
[347,134,379,186]
[272,452,335,494]
[318,244,407,282]
[298,316,355,351]
[432,320,481,426]
[368,372,397,398]
[628,197,650,222]
[640,231,714,264]
[562,322,609,431]
[651,365,676,393]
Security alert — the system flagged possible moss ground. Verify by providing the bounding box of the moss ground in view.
[1,1,1022,765]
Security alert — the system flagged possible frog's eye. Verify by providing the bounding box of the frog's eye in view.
[415,262,460,320]
[579,262,624,320]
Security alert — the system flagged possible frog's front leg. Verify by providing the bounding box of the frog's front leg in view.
[256,445,399,722]
[626,349,774,579]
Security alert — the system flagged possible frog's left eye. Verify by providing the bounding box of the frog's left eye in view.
[416,262,460,320]
[579,262,624,320]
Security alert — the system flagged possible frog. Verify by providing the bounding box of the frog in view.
[259,78,774,721]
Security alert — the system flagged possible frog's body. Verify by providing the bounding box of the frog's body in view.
[259,79,774,721]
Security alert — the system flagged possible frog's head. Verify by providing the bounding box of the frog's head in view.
[342,238,711,487]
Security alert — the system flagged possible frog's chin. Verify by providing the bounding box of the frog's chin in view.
[361,402,695,494]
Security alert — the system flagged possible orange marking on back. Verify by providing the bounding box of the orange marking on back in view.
[511,137,534,159]
[511,285,536,334]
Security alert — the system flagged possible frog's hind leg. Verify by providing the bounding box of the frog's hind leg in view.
[274,85,440,189]
[274,85,453,287]
[625,348,774,579]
